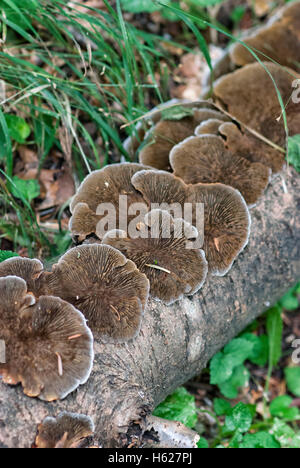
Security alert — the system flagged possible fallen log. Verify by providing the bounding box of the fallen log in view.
[0,168,299,448]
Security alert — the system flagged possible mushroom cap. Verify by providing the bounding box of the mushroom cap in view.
[35,412,94,448]
[230,2,300,69]
[186,183,251,276]
[69,163,150,240]
[195,119,227,136]
[132,169,187,207]
[170,134,270,206]
[0,257,45,296]
[124,99,217,158]
[213,62,300,165]
[219,122,285,173]
[102,209,208,305]
[138,105,229,171]
[0,276,94,401]
[46,244,150,342]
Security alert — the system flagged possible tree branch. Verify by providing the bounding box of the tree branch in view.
[0,169,299,448]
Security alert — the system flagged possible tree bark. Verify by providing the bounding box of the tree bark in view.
[0,169,299,448]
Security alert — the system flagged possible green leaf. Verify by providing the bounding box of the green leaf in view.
[210,338,254,386]
[285,367,300,397]
[266,306,283,367]
[225,402,253,434]
[241,333,269,366]
[213,398,232,416]
[160,105,195,122]
[0,250,19,263]
[219,365,250,399]
[5,114,31,143]
[11,176,40,202]
[287,135,300,173]
[197,437,209,448]
[272,418,300,449]
[279,286,299,311]
[120,0,160,13]
[270,395,299,420]
[153,387,198,428]
[239,432,280,449]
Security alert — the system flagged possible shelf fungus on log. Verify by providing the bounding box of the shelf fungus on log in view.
[138,105,230,172]
[186,184,251,276]
[213,62,300,172]
[46,244,150,343]
[0,276,94,401]
[230,1,300,70]
[170,134,270,206]
[102,209,208,305]
[124,99,217,161]
[0,257,45,296]
[131,170,251,276]
[69,163,150,241]
[35,412,94,448]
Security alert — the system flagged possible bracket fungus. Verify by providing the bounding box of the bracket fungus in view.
[46,244,150,343]
[213,62,300,172]
[170,134,270,206]
[131,170,251,276]
[0,276,94,401]
[187,183,251,276]
[0,256,45,297]
[69,163,150,241]
[230,2,300,70]
[138,103,228,172]
[35,412,94,448]
[102,209,208,305]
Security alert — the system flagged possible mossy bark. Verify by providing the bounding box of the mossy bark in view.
[0,169,299,448]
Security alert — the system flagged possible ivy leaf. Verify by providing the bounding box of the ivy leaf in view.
[266,306,283,367]
[287,135,300,172]
[5,114,31,143]
[0,250,19,263]
[218,365,250,399]
[11,176,40,202]
[241,333,269,366]
[213,398,232,416]
[197,437,209,448]
[272,418,300,448]
[224,402,253,434]
[153,387,198,428]
[270,395,299,420]
[239,432,280,449]
[285,367,300,397]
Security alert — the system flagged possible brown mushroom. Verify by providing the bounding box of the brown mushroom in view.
[138,105,229,172]
[213,62,300,172]
[69,163,150,241]
[132,169,187,208]
[0,257,45,296]
[131,169,251,275]
[102,209,208,305]
[195,119,227,136]
[0,276,94,401]
[230,2,300,70]
[186,183,251,276]
[124,99,217,159]
[46,244,150,342]
[35,412,94,448]
[170,134,270,206]
[218,122,286,173]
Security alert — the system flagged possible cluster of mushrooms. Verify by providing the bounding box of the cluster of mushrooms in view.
[0,1,299,448]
